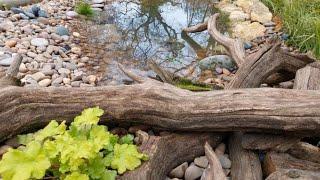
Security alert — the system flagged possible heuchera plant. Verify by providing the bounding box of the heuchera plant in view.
[0,107,148,180]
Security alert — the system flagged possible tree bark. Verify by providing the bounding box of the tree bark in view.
[229,132,263,180]
[294,63,320,90]
[266,169,320,180]
[119,133,223,180]
[241,133,301,152]
[288,142,320,164]
[263,152,320,177]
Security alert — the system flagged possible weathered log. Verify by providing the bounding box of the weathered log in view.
[241,133,300,152]
[2,82,320,141]
[263,152,320,177]
[229,132,263,180]
[266,169,320,180]
[201,142,227,180]
[288,142,320,164]
[227,44,313,89]
[119,133,223,180]
[0,0,42,8]
[294,63,320,90]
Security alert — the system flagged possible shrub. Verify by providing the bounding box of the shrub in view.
[75,1,94,17]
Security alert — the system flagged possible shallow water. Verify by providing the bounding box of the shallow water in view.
[81,0,223,84]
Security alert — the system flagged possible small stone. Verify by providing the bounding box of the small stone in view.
[215,66,223,74]
[58,68,71,75]
[19,13,29,20]
[27,52,37,58]
[52,77,63,86]
[30,5,40,16]
[169,162,188,178]
[87,75,97,84]
[222,68,231,76]
[281,33,289,41]
[184,164,204,180]
[71,47,81,55]
[11,7,24,14]
[218,155,232,169]
[0,57,13,66]
[38,79,52,87]
[31,38,49,47]
[19,63,28,73]
[24,12,36,19]
[30,72,46,82]
[73,32,80,37]
[244,42,253,50]
[5,40,17,48]
[71,81,81,87]
[56,26,70,36]
[279,81,294,89]
[66,11,78,18]
[63,78,71,85]
[38,10,48,18]
[194,156,208,168]
[37,17,50,25]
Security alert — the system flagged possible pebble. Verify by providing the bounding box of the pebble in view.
[87,75,97,84]
[66,11,78,18]
[71,81,81,87]
[58,68,71,75]
[184,164,204,180]
[52,77,63,86]
[194,156,208,168]
[218,155,232,169]
[19,63,28,73]
[30,72,46,82]
[38,79,52,87]
[56,26,70,36]
[11,7,24,14]
[38,10,49,18]
[31,38,49,47]
[169,162,188,178]
[5,40,17,48]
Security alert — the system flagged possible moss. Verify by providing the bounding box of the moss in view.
[75,1,94,17]
[262,0,320,59]
[174,78,212,91]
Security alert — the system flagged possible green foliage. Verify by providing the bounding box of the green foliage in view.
[262,0,320,59]
[75,1,94,17]
[0,107,148,180]
[175,78,212,91]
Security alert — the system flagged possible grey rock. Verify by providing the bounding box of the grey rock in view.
[198,55,236,71]
[30,5,40,16]
[38,10,48,18]
[31,38,49,47]
[19,13,29,20]
[56,26,69,36]
[30,72,46,82]
[0,57,13,66]
[66,11,78,18]
[194,156,208,168]
[38,79,51,87]
[52,77,63,86]
[71,81,81,87]
[169,162,188,178]
[218,155,232,169]
[65,62,77,70]
[185,164,204,180]
[11,7,24,14]
[24,12,36,19]
[58,68,71,75]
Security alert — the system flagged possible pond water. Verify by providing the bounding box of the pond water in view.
[79,0,224,85]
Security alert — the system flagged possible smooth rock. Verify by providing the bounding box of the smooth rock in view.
[30,5,40,16]
[218,155,232,169]
[194,156,208,168]
[19,63,28,73]
[250,1,273,24]
[38,79,51,87]
[0,57,13,66]
[0,20,14,32]
[87,75,97,84]
[244,42,253,49]
[198,55,236,71]
[58,68,71,75]
[31,38,49,47]
[66,11,78,18]
[56,26,69,36]
[38,10,48,18]
[169,162,188,178]
[52,77,63,86]
[11,7,24,14]
[5,40,17,48]
[24,12,36,19]
[71,81,81,87]
[30,72,45,82]
[229,11,249,22]
[184,164,204,180]
[233,21,266,41]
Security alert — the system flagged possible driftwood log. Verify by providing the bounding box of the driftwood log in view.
[119,133,223,180]
[266,169,320,180]
[288,142,320,164]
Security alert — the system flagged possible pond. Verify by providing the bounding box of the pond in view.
[77,0,226,85]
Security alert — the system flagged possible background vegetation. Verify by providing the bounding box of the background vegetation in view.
[262,0,320,59]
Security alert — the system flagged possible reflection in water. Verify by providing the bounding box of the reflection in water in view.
[81,0,223,84]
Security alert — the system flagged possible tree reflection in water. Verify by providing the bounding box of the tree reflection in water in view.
[107,0,216,72]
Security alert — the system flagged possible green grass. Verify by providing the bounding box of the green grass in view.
[75,1,94,17]
[262,0,320,59]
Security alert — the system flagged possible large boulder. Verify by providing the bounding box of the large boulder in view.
[236,0,272,23]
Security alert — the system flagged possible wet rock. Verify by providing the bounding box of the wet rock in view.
[184,164,204,180]
[218,155,232,169]
[169,162,188,178]
[38,79,52,87]
[31,38,49,47]
[194,156,208,168]
[198,55,236,71]
[56,26,70,36]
